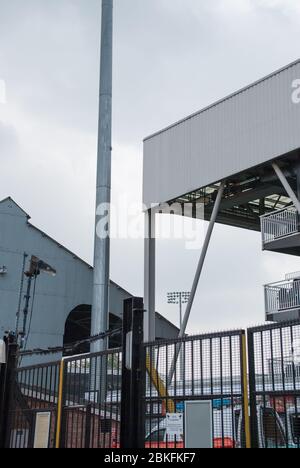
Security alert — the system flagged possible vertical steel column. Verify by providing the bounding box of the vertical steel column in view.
[144,209,156,343]
[168,181,226,384]
[91,0,113,351]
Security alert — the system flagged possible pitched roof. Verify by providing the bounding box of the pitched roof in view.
[0,196,30,219]
[0,197,133,297]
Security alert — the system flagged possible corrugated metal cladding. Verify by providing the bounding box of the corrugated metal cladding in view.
[143,60,300,207]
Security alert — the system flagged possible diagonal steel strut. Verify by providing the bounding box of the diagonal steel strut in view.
[168,180,226,386]
[272,162,300,215]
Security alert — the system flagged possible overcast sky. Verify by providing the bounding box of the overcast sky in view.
[1,0,300,334]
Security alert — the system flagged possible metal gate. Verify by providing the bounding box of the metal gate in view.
[6,313,300,449]
[143,330,250,449]
[59,348,122,448]
[248,320,300,449]
[7,361,60,448]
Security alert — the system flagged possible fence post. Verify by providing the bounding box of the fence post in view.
[247,328,259,449]
[55,359,66,449]
[120,297,145,449]
[241,331,252,449]
[0,334,18,448]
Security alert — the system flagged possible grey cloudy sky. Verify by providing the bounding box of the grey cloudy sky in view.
[1,0,300,334]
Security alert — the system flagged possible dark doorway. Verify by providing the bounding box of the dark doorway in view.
[63,305,122,356]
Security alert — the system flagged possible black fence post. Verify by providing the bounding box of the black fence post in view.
[0,338,7,445]
[120,297,145,449]
[247,328,259,449]
[85,404,92,449]
[0,334,18,448]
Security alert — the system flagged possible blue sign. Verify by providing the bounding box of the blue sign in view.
[176,402,185,413]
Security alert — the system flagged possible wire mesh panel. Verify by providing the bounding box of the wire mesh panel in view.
[61,348,122,449]
[248,321,300,449]
[7,362,60,448]
[144,330,247,449]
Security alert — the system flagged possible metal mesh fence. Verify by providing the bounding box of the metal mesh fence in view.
[7,361,60,448]
[248,320,300,449]
[8,320,300,449]
[144,330,247,449]
[61,348,122,448]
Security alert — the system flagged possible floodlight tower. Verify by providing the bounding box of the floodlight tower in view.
[167,292,191,329]
[91,0,113,351]
[167,291,190,382]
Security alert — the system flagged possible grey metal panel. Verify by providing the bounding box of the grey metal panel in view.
[143,60,300,206]
[185,401,213,449]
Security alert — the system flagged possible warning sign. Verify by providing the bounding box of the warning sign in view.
[165,413,184,438]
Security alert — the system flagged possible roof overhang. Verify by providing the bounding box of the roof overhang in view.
[143,60,300,231]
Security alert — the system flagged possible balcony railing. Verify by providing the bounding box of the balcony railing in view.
[265,277,300,317]
[261,206,299,245]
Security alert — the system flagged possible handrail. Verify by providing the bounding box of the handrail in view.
[265,279,300,315]
[260,205,295,219]
[261,206,299,245]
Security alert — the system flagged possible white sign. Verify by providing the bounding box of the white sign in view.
[33,412,51,449]
[166,413,183,439]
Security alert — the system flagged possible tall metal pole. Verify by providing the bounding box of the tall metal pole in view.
[91,0,113,352]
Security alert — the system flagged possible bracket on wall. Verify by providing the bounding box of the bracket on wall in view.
[0,266,7,275]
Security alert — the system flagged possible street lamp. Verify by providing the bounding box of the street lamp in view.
[167,292,190,329]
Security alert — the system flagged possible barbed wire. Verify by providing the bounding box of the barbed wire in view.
[18,327,122,357]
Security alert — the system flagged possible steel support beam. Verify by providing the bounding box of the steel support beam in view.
[272,162,300,215]
[144,210,156,342]
[168,181,226,385]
